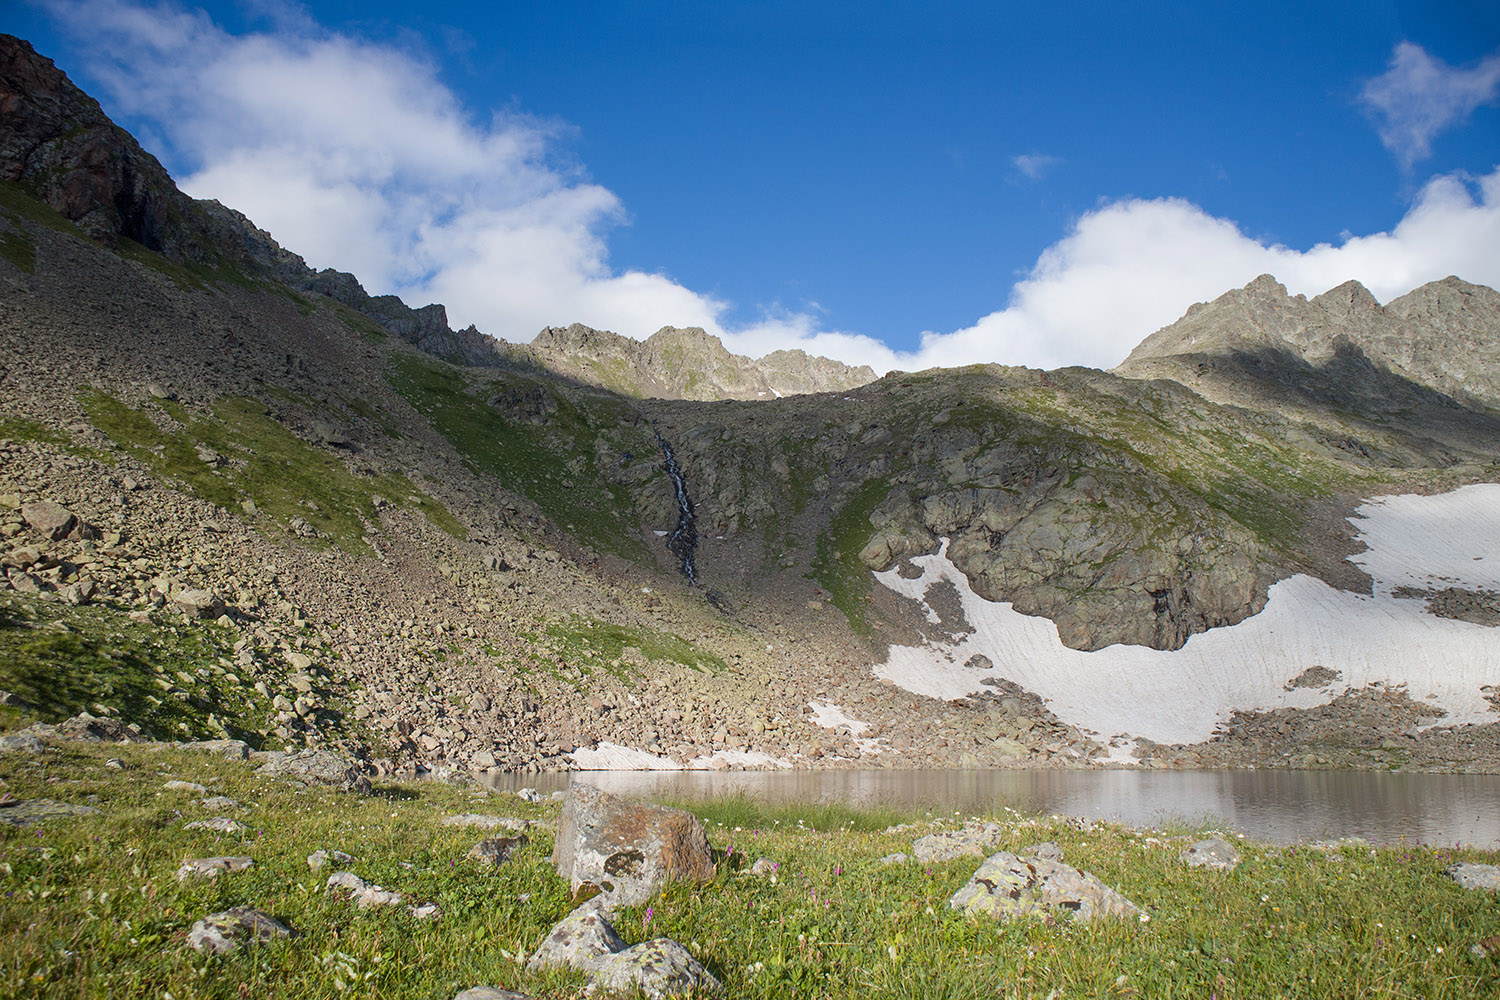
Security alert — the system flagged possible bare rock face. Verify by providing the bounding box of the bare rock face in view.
[949,850,1144,923]
[509,323,875,401]
[550,785,715,908]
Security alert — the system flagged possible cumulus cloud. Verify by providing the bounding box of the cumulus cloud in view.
[41,0,726,344]
[909,167,1500,371]
[1360,41,1500,169]
[34,2,1500,377]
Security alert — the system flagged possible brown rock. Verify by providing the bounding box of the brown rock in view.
[551,784,715,907]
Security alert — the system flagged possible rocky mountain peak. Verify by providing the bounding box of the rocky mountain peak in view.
[1118,272,1500,412]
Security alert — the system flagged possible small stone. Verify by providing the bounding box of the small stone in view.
[443,814,528,831]
[913,821,1005,862]
[454,989,531,1000]
[179,739,251,761]
[184,817,247,834]
[749,858,779,876]
[949,851,1144,923]
[176,857,254,882]
[0,732,46,754]
[1182,838,1241,871]
[186,906,291,954]
[410,902,442,919]
[201,796,241,810]
[171,589,223,619]
[163,780,208,793]
[878,852,909,865]
[1020,841,1065,862]
[468,835,529,866]
[307,849,355,871]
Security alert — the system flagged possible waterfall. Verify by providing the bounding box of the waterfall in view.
[654,432,698,583]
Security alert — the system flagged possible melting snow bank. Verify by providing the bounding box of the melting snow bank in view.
[873,484,1500,752]
[570,742,792,771]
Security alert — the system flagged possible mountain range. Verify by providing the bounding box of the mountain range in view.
[2,34,1497,775]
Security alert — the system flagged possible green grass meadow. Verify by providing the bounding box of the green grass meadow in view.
[1,743,1497,998]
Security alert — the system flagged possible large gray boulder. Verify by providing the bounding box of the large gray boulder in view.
[949,850,1144,923]
[551,784,715,908]
[598,939,723,999]
[528,909,719,998]
[527,908,627,973]
[254,749,372,794]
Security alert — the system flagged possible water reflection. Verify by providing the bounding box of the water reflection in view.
[479,769,1500,848]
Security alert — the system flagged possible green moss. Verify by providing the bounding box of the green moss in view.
[0,595,274,745]
[0,221,35,273]
[0,179,85,238]
[810,478,894,634]
[79,391,465,551]
[384,353,649,558]
[542,616,726,682]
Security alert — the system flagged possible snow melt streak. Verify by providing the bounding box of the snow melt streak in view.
[872,484,1500,748]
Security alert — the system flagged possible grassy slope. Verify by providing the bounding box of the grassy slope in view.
[383,353,652,560]
[80,391,464,551]
[2,744,1496,999]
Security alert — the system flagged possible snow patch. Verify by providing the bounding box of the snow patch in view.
[872,485,1500,750]
[808,701,871,736]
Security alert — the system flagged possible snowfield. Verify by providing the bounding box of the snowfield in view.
[872,484,1500,753]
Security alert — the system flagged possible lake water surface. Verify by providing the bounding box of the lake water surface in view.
[480,769,1500,848]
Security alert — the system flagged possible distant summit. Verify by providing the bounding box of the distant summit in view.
[1118,273,1500,412]
[503,323,876,400]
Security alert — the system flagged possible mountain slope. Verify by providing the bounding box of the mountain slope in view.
[3,33,1499,774]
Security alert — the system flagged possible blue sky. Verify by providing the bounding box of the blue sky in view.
[11,1,1500,370]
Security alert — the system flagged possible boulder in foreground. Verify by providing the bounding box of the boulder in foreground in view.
[550,784,715,908]
[949,850,1145,923]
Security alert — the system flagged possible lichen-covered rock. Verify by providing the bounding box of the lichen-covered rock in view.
[526,908,626,973]
[179,739,251,761]
[0,798,100,826]
[176,856,254,882]
[254,749,371,794]
[454,988,532,1000]
[1183,838,1241,871]
[468,834,529,866]
[551,785,715,908]
[597,938,723,999]
[1447,862,1500,891]
[949,851,1144,923]
[0,731,45,753]
[186,906,293,954]
[913,821,1005,862]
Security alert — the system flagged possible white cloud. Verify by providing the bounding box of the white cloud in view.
[1011,152,1061,181]
[909,167,1500,371]
[1360,41,1500,169]
[35,3,1500,378]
